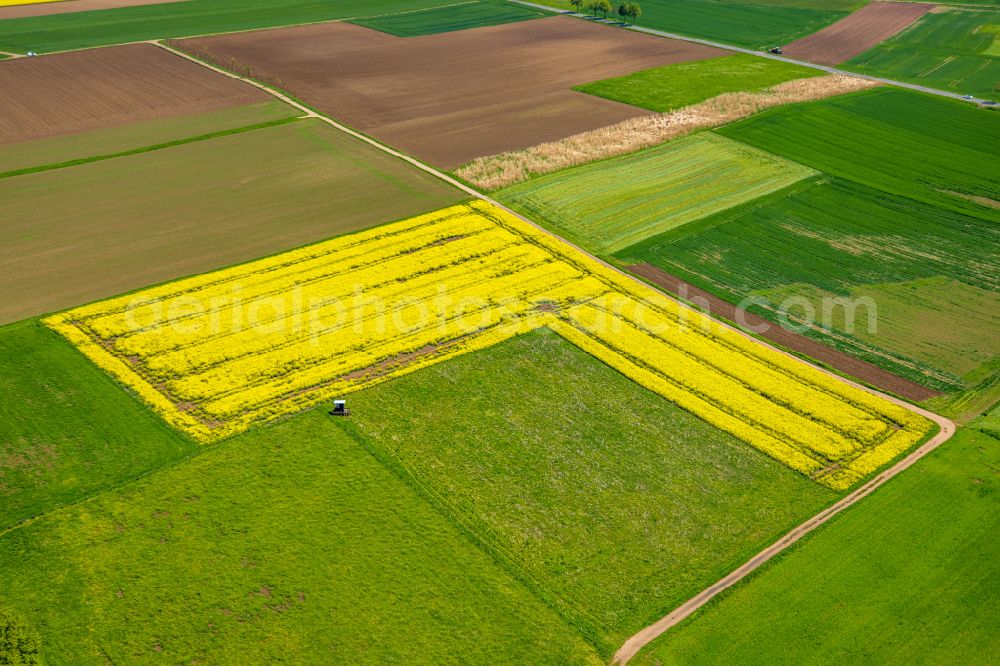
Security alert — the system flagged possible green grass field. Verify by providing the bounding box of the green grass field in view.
[716,87,1000,221]
[0,118,463,324]
[0,100,298,174]
[0,411,601,664]
[0,320,196,531]
[545,0,857,50]
[349,0,549,36]
[632,425,1000,665]
[619,177,1000,399]
[978,401,1000,437]
[345,329,837,655]
[575,53,820,112]
[497,133,816,253]
[0,0,454,53]
[0,327,836,662]
[845,8,1000,102]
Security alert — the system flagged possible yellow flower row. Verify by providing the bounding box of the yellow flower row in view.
[46,201,932,489]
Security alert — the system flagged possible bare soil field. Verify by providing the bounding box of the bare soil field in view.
[0,42,271,145]
[175,16,725,168]
[627,263,940,402]
[783,2,935,66]
[0,119,463,324]
[0,0,185,19]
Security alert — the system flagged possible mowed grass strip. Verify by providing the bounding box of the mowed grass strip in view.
[0,99,299,174]
[575,53,821,112]
[0,118,463,325]
[716,87,1000,220]
[349,0,549,36]
[0,320,197,531]
[844,7,1000,101]
[346,329,837,655]
[0,411,601,664]
[631,426,1000,665]
[0,0,452,53]
[498,133,816,253]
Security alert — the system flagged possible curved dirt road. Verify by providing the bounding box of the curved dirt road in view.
[155,40,958,666]
[613,405,955,664]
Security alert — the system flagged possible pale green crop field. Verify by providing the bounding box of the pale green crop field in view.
[498,133,816,254]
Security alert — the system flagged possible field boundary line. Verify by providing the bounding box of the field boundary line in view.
[612,405,954,663]
[0,116,304,180]
[335,417,611,655]
[154,39,958,663]
[0,437,209,541]
[508,0,992,105]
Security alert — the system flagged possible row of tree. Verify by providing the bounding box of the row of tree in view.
[570,0,642,24]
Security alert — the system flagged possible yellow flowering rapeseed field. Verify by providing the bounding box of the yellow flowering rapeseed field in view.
[46,201,931,489]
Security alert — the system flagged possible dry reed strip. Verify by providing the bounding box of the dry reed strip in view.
[455,75,880,191]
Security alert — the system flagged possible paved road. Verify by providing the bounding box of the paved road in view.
[511,0,993,106]
[159,40,958,666]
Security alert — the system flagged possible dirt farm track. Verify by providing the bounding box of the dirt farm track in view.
[0,43,272,145]
[176,16,726,168]
[783,1,934,66]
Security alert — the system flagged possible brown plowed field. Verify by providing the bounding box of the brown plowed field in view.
[627,263,940,402]
[176,17,725,168]
[0,42,272,145]
[0,0,184,19]
[783,2,935,66]
[0,119,463,324]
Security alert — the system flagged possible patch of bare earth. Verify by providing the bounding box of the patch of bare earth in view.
[0,42,271,145]
[941,190,1000,209]
[783,2,935,66]
[0,0,187,19]
[174,16,725,168]
[627,263,940,402]
[0,442,59,488]
[457,75,879,190]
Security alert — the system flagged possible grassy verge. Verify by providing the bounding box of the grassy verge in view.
[632,425,1000,665]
